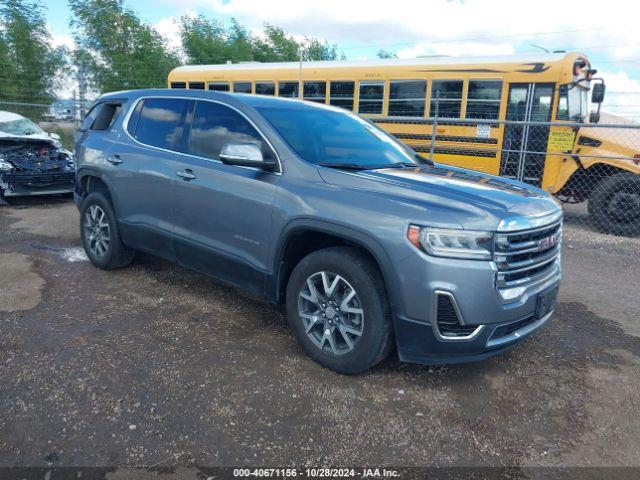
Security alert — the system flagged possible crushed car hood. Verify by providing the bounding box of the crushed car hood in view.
[0,138,73,174]
[0,131,58,144]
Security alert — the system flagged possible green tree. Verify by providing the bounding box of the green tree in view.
[0,0,66,104]
[69,0,179,93]
[303,37,340,61]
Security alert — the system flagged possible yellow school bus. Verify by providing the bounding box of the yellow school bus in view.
[168,53,640,235]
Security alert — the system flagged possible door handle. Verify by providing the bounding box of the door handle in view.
[176,169,196,181]
[106,154,122,165]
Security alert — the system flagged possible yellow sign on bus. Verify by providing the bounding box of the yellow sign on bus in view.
[547,128,576,152]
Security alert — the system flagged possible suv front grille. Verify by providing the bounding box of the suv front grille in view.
[494,220,562,289]
[436,295,478,337]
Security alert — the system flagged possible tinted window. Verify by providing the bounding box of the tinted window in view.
[304,82,326,103]
[430,80,463,118]
[256,104,416,167]
[133,98,189,151]
[188,101,271,161]
[82,102,122,131]
[208,82,230,91]
[279,81,299,98]
[389,80,426,117]
[466,80,502,120]
[329,81,354,110]
[170,82,186,89]
[358,82,384,115]
[233,82,252,94]
[81,103,102,130]
[255,82,275,95]
[189,82,205,90]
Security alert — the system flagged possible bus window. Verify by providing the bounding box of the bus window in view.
[358,81,384,115]
[329,81,354,110]
[170,82,186,89]
[304,82,327,103]
[389,80,426,117]
[233,82,252,94]
[279,81,299,98]
[466,80,502,120]
[208,82,230,92]
[430,80,463,118]
[256,82,275,95]
[189,82,205,90]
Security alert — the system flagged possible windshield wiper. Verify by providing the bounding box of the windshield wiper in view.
[317,162,374,170]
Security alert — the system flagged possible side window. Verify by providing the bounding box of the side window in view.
[188,82,205,90]
[358,81,384,115]
[208,82,230,92]
[255,82,275,95]
[303,82,326,103]
[81,103,102,130]
[466,80,502,120]
[279,81,299,98]
[133,98,189,151]
[389,80,426,117]
[170,82,186,89]
[329,81,354,110]
[188,101,272,161]
[233,82,252,94]
[430,80,463,118]
[82,102,122,131]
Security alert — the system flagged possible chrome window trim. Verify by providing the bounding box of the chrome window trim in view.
[122,95,282,175]
[431,290,485,342]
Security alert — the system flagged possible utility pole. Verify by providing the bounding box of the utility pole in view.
[298,45,304,100]
[78,60,87,122]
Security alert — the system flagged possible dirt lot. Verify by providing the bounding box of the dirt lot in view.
[0,196,639,471]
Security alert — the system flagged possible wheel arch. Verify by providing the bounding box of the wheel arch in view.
[270,219,401,313]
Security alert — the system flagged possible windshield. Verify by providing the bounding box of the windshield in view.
[0,117,46,136]
[255,104,418,167]
[557,84,589,121]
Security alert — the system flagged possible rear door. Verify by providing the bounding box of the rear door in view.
[501,83,554,186]
[110,97,191,256]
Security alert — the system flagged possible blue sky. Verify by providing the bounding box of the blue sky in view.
[43,0,640,117]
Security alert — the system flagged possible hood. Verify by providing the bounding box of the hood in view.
[318,164,561,231]
[0,131,59,146]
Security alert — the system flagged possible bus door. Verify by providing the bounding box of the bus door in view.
[501,83,554,187]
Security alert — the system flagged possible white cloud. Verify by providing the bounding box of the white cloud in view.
[599,69,640,121]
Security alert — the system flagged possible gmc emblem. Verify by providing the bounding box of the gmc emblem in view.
[538,235,558,251]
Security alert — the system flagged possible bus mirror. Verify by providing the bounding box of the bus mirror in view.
[589,112,600,124]
[591,83,605,103]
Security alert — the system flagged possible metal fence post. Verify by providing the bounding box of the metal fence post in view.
[428,91,439,161]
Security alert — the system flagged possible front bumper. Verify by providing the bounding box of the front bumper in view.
[392,245,561,365]
[0,171,74,196]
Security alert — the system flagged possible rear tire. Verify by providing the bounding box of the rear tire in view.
[285,246,393,374]
[588,172,640,236]
[80,192,135,269]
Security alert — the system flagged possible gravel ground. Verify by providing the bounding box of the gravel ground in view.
[0,196,639,471]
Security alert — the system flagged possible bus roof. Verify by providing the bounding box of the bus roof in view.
[171,52,582,74]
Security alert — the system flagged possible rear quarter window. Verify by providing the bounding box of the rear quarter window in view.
[81,102,123,131]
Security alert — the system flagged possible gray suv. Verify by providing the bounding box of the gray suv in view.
[74,89,562,374]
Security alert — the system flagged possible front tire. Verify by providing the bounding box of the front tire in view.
[285,246,393,374]
[80,192,135,269]
[588,172,640,236]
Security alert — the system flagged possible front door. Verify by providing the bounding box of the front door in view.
[171,100,278,296]
[501,83,555,187]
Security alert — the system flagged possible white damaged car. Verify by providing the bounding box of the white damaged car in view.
[0,111,74,198]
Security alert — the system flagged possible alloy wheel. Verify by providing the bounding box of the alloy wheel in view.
[84,204,111,258]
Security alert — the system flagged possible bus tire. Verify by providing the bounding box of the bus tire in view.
[588,172,640,236]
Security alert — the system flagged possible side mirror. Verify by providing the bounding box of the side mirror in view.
[589,112,600,124]
[591,83,605,103]
[49,132,61,140]
[219,142,276,171]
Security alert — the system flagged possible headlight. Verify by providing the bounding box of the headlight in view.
[0,159,14,172]
[408,225,494,260]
